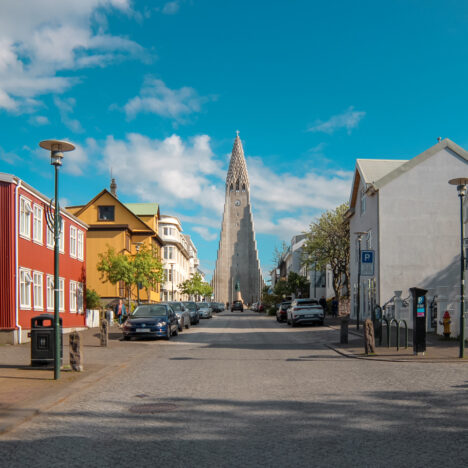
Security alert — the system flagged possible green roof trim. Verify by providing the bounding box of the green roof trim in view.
[124,203,159,216]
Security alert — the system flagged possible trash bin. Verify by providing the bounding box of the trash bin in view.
[30,314,63,367]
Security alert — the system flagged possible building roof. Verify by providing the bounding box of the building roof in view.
[226,134,249,189]
[356,159,408,185]
[124,203,159,216]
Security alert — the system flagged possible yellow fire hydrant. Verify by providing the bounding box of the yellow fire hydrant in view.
[440,311,451,339]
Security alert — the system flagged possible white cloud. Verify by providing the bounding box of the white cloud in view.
[0,0,144,112]
[100,133,226,212]
[162,1,180,14]
[308,106,366,134]
[29,115,50,126]
[54,97,84,133]
[192,226,218,241]
[123,77,210,121]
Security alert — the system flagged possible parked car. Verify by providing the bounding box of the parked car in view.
[182,301,200,325]
[231,300,244,312]
[287,299,324,327]
[251,302,258,312]
[166,302,191,331]
[276,301,291,322]
[257,302,264,313]
[197,302,213,319]
[122,303,179,340]
[218,302,225,311]
[210,302,223,313]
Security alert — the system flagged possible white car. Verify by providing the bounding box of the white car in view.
[287,298,324,327]
[197,303,213,319]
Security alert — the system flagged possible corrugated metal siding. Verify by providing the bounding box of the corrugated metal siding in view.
[0,182,15,329]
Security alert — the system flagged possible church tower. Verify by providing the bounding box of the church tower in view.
[213,133,263,305]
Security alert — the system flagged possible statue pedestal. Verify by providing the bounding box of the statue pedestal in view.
[236,291,243,302]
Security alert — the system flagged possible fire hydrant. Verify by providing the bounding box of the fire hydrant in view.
[440,311,451,339]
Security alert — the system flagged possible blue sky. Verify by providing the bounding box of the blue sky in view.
[1,0,468,280]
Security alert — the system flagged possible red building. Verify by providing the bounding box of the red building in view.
[0,173,88,344]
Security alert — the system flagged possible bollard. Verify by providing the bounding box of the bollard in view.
[69,331,83,372]
[100,319,108,347]
[364,319,376,354]
[340,315,350,344]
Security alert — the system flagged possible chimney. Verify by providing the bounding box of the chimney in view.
[110,178,117,197]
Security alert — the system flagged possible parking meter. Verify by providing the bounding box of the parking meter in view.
[410,287,428,354]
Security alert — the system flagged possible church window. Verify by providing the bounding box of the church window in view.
[236,180,239,191]
[242,184,246,192]
[230,184,233,192]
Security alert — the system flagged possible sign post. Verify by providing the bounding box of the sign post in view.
[360,250,374,276]
[410,287,428,355]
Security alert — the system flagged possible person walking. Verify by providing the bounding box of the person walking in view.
[331,297,339,318]
[115,299,126,325]
[319,296,327,316]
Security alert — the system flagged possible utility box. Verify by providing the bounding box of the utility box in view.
[410,288,428,354]
[30,314,63,367]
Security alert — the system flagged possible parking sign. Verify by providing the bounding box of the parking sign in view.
[361,250,374,276]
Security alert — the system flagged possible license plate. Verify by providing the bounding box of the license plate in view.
[306,315,317,318]
[136,328,150,333]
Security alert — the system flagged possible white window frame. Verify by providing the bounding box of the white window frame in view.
[59,218,65,254]
[33,271,43,310]
[70,225,77,258]
[77,230,84,261]
[58,278,65,312]
[46,224,54,249]
[70,281,77,313]
[19,268,32,309]
[19,196,32,239]
[33,204,43,244]
[367,230,373,249]
[47,275,54,311]
[360,188,366,216]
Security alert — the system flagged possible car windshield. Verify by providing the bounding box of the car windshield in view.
[297,300,319,306]
[183,302,197,311]
[281,302,291,309]
[234,301,242,305]
[132,305,167,317]
[169,302,183,311]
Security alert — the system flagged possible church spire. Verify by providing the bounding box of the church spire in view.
[226,132,249,191]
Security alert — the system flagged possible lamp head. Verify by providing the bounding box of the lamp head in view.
[354,231,368,240]
[39,139,75,167]
[449,178,468,197]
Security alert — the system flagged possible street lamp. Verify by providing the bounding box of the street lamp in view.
[354,231,368,330]
[39,139,75,380]
[171,263,175,300]
[134,242,143,305]
[449,178,468,358]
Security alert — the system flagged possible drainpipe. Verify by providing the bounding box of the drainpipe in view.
[14,178,22,344]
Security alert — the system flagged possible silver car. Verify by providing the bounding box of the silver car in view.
[197,302,213,319]
[166,302,191,331]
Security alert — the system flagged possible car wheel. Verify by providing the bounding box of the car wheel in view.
[320,320,325,326]
[276,316,280,322]
[178,323,183,332]
[185,320,190,329]
[123,335,131,341]
[291,320,297,327]
[165,327,171,340]
[173,326,178,337]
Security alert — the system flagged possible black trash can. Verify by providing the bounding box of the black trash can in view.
[30,314,63,367]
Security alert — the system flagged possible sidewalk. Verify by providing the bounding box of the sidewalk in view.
[325,315,467,362]
[0,323,158,435]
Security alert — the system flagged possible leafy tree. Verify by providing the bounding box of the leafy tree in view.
[272,241,289,264]
[97,245,164,307]
[86,288,101,310]
[179,272,212,299]
[302,203,350,300]
[286,271,310,298]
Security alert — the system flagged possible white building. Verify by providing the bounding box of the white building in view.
[346,138,468,336]
[160,215,193,301]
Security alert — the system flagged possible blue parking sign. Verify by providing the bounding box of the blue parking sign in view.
[361,250,374,275]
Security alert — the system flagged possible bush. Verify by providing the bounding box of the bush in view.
[86,288,101,310]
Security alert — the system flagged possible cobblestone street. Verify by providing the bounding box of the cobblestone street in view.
[2,311,468,467]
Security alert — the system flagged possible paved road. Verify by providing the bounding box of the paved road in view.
[2,311,468,467]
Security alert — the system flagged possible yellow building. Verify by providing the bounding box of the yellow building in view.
[67,182,163,306]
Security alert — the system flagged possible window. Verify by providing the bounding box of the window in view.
[163,227,169,236]
[164,246,174,260]
[77,230,84,261]
[366,230,373,249]
[19,197,32,238]
[168,268,173,282]
[20,269,32,308]
[59,218,65,253]
[77,283,84,313]
[46,225,54,248]
[33,205,43,244]
[242,184,246,192]
[236,179,239,191]
[98,206,115,221]
[229,184,233,192]
[70,281,77,312]
[360,188,366,215]
[58,278,64,311]
[33,272,43,310]
[70,226,77,258]
[47,276,54,311]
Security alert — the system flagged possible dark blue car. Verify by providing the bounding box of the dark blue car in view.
[122,304,179,341]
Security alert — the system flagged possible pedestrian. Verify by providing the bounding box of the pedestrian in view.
[115,299,126,325]
[319,296,327,315]
[331,297,339,318]
[226,301,229,310]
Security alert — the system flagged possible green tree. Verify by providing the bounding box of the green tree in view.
[86,288,101,309]
[286,271,310,298]
[179,272,212,299]
[302,203,350,300]
[97,245,164,307]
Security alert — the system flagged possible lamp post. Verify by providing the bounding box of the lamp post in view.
[449,178,468,358]
[354,231,368,330]
[171,263,174,300]
[39,139,75,380]
[134,242,143,305]
[313,261,317,298]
